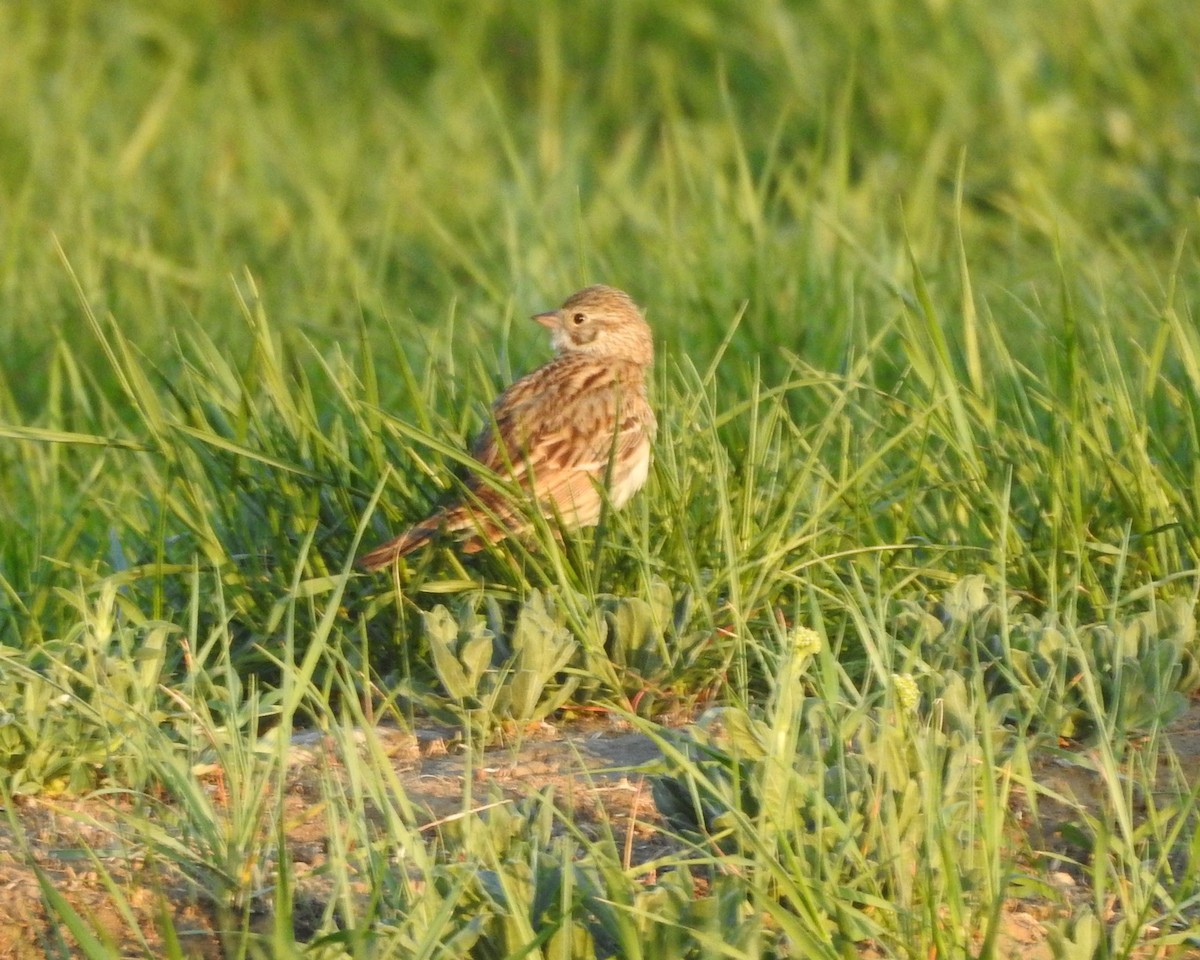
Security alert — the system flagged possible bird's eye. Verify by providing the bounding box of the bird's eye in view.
[572,312,586,325]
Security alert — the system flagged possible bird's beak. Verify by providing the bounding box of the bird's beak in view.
[532,309,560,329]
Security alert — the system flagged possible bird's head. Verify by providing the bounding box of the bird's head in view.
[533,285,653,366]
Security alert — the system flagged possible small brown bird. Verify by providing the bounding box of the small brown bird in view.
[358,285,656,570]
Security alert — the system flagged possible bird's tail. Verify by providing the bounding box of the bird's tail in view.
[356,516,443,570]
[359,494,529,570]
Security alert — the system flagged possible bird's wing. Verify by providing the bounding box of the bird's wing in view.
[470,357,652,501]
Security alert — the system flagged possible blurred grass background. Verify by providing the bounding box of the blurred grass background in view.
[3,0,1197,375]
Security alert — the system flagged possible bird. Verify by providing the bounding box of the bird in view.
[358,284,656,570]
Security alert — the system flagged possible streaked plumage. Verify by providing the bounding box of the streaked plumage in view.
[359,285,655,570]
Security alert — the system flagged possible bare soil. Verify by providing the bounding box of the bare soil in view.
[3,706,1200,958]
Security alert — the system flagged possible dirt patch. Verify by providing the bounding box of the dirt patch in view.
[0,719,675,957]
[3,708,1200,957]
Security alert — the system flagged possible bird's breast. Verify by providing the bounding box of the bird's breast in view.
[609,439,651,508]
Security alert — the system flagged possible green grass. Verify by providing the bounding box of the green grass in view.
[3,0,1200,956]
